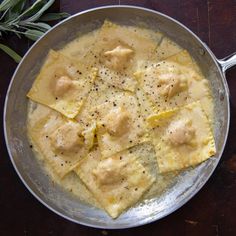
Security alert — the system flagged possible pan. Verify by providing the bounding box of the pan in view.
[3,5,235,229]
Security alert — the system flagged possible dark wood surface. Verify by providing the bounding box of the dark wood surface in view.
[1,0,236,235]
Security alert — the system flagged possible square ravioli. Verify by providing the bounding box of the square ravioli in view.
[74,148,155,218]
[147,101,216,173]
[81,20,162,92]
[93,92,147,157]
[135,50,213,118]
[28,104,95,178]
[27,50,97,118]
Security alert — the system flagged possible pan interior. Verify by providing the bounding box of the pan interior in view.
[4,6,229,228]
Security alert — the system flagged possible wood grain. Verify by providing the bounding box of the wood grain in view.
[0,0,236,235]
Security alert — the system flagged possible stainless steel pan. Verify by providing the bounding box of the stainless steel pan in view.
[4,5,236,229]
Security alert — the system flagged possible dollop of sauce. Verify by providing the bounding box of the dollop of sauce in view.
[158,73,188,98]
[166,119,195,146]
[53,76,73,97]
[92,158,124,185]
[65,64,78,78]
[104,45,134,70]
[50,122,84,153]
[103,106,130,136]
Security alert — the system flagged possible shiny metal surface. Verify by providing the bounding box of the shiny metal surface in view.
[217,52,236,72]
[4,5,232,229]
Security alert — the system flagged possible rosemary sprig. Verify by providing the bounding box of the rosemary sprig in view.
[0,0,70,63]
[0,43,21,62]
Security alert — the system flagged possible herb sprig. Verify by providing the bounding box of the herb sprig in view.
[0,0,70,62]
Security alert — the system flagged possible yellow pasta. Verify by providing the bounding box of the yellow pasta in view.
[94,92,147,157]
[28,104,95,178]
[75,148,155,218]
[27,50,97,118]
[147,102,216,172]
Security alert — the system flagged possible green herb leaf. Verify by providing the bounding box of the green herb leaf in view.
[20,21,51,32]
[0,5,9,20]
[5,0,26,22]
[0,23,7,32]
[15,31,21,39]
[16,0,55,22]
[0,0,70,62]
[0,43,22,62]
[25,0,55,22]
[15,0,47,20]
[39,12,70,21]
[25,29,44,41]
[0,0,22,12]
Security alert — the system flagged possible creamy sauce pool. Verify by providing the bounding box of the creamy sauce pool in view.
[27,23,214,213]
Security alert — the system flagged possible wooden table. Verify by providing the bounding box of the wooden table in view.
[1,1,236,235]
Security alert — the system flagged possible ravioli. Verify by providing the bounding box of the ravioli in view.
[94,93,147,157]
[92,20,162,66]
[136,60,190,112]
[28,104,95,178]
[81,20,162,91]
[147,102,216,173]
[75,147,155,218]
[136,50,213,117]
[27,50,97,118]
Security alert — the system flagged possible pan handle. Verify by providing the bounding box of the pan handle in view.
[217,52,236,73]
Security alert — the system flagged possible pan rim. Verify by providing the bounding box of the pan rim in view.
[3,4,230,229]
